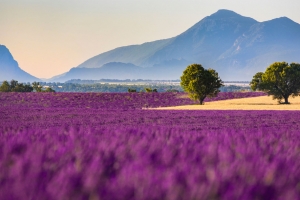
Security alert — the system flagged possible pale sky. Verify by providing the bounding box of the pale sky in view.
[1,0,300,79]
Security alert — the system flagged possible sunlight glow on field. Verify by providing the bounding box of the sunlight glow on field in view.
[155,95,300,110]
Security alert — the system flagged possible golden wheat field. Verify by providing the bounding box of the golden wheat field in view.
[155,95,300,110]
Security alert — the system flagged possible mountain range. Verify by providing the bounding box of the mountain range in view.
[1,9,300,82]
[0,45,40,82]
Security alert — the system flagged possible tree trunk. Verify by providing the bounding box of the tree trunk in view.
[284,96,289,104]
[199,97,205,105]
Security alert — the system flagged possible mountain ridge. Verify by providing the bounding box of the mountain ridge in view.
[76,38,174,69]
[3,9,298,82]
[50,9,300,82]
[0,45,41,82]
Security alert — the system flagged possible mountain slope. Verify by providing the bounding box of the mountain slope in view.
[142,9,258,67]
[50,9,300,81]
[215,17,300,79]
[50,60,194,82]
[0,45,40,82]
[50,62,144,82]
[77,38,174,68]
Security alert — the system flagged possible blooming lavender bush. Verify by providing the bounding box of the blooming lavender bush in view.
[1,123,300,199]
[2,92,300,200]
[0,91,265,110]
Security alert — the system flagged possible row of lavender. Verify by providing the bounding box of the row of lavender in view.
[0,91,265,110]
[1,109,299,132]
[1,121,300,199]
[2,92,300,199]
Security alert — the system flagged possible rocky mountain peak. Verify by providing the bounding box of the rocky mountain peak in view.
[0,45,15,65]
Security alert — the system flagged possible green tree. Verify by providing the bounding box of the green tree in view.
[11,83,25,92]
[250,72,264,91]
[145,88,153,92]
[23,84,34,92]
[0,81,11,92]
[250,62,300,104]
[32,82,42,92]
[128,88,136,92]
[43,87,55,92]
[144,88,158,93]
[10,80,33,92]
[0,80,33,92]
[180,64,223,105]
[10,80,18,89]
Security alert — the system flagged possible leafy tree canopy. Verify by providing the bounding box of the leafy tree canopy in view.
[128,88,137,92]
[32,82,42,92]
[0,80,55,93]
[0,81,11,92]
[32,82,55,92]
[43,87,55,92]
[250,62,300,104]
[144,88,158,93]
[180,64,223,105]
[0,80,33,92]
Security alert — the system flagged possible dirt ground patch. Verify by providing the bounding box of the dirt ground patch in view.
[154,95,300,110]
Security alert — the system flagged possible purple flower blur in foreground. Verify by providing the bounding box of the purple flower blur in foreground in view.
[2,92,300,200]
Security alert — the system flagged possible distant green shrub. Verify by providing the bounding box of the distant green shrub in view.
[0,80,55,93]
[128,88,137,92]
[0,80,33,92]
[145,88,158,93]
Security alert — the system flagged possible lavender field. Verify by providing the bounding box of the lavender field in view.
[1,92,300,199]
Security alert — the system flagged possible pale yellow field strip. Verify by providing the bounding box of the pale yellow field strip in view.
[154,96,300,110]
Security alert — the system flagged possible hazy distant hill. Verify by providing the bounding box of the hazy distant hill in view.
[50,9,300,82]
[0,45,40,82]
[50,62,144,82]
[77,39,174,69]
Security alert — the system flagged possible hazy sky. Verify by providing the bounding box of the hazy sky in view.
[1,0,300,79]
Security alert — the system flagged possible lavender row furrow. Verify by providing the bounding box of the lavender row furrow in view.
[1,126,300,199]
[0,92,265,110]
[1,92,299,200]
